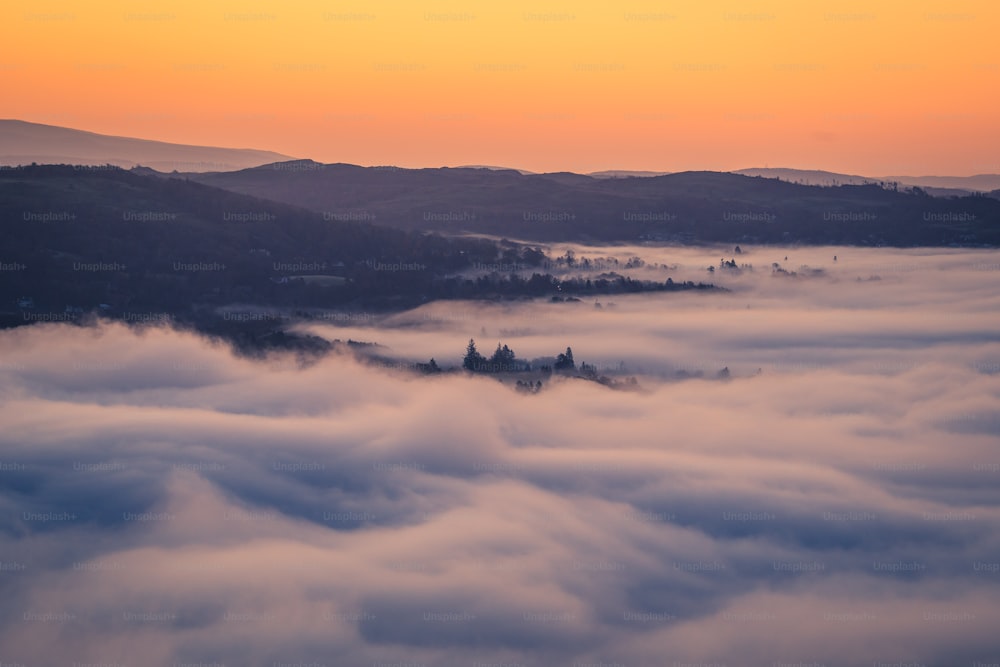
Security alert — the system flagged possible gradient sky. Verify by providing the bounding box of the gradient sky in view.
[2,0,998,174]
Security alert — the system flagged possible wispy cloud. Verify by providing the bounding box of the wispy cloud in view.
[1,247,999,665]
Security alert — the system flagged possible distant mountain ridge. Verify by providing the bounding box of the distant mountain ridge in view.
[5,119,997,189]
[0,119,294,172]
[179,160,1000,246]
[734,167,1000,194]
[589,170,672,179]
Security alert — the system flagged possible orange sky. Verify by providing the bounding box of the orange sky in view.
[1,0,997,175]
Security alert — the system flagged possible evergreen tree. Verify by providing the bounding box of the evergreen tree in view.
[554,346,575,371]
[486,341,517,371]
[463,338,485,371]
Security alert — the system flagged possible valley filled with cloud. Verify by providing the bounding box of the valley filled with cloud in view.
[1,246,998,666]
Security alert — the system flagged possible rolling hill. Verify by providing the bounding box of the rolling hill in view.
[181,161,1000,246]
[0,165,710,337]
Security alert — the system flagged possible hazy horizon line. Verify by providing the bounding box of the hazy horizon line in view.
[4,118,997,180]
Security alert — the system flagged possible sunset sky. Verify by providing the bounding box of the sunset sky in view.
[2,0,997,175]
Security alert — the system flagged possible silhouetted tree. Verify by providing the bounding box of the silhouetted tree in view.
[463,338,486,371]
[554,346,575,371]
[490,342,516,367]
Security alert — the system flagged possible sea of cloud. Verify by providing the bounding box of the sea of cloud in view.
[0,246,998,666]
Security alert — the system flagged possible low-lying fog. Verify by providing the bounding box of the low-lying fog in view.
[1,246,998,666]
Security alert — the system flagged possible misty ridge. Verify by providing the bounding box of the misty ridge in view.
[1,162,727,348]
[0,119,294,172]
[2,148,999,352]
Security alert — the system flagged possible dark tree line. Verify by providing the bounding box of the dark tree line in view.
[462,338,577,374]
[463,339,522,373]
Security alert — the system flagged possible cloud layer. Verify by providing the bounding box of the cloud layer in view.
[1,246,999,667]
